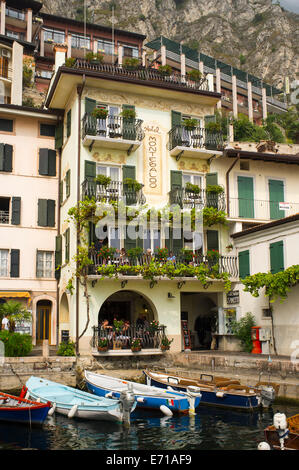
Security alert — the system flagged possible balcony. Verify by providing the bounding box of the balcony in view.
[168,125,223,160]
[0,63,12,81]
[88,250,239,279]
[228,198,299,222]
[169,187,226,210]
[82,113,144,154]
[72,60,211,94]
[91,324,166,356]
[81,178,146,206]
[5,7,26,23]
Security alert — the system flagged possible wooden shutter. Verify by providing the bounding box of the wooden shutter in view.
[59,181,63,205]
[47,199,56,227]
[11,197,21,225]
[66,109,71,138]
[39,148,49,175]
[207,230,219,251]
[84,160,96,180]
[173,228,183,255]
[85,97,96,114]
[65,228,70,263]
[270,241,284,274]
[238,176,254,218]
[124,225,138,252]
[0,143,4,171]
[4,144,12,172]
[170,170,182,190]
[238,250,250,279]
[171,110,182,127]
[122,104,136,140]
[205,172,218,186]
[10,249,20,278]
[48,150,57,176]
[38,199,48,226]
[205,115,216,125]
[123,165,137,206]
[66,169,71,198]
[55,235,62,280]
[55,123,63,149]
[269,179,285,220]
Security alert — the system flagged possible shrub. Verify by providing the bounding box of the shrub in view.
[0,331,32,357]
[57,340,76,356]
[231,312,256,353]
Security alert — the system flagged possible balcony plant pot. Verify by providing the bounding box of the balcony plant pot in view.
[131,347,141,352]
[98,346,108,352]
[161,345,170,352]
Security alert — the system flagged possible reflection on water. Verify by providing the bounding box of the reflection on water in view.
[0,404,297,451]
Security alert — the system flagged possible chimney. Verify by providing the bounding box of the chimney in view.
[54,44,68,73]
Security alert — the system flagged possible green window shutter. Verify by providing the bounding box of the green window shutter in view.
[238,250,250,279]
[59,181,63,204]
[48,150,57,176]
[4,144,12,172]
[65,228,70,263]
[204,115,216,125]
[170,170,182,190]
[55,235,62,280]
[38,199,48,226]
[0,118,13,132]
[270,241,284,274]
[0,143,4,171]
[11,197,21,225]
[207,230,219,251]
[205,172,218,186]
[55,123,63,149]
[122,104,136,140]
[85,97,97,114]
[39,148,49,175]
[47,199,56,227]
[171,110,182,128]
[269,179,285,220]
[122,165,136,180]
[89,221,96,246]
[66,169,71,198]
[66,109,71,138]
[173,228,183,256]
[10,249,20,278]
[124,225,138,252]
[84,160,96,180]
[238,176,254,218]
[123,165,137,206]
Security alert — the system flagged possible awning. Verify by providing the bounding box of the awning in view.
[0,292,31,299]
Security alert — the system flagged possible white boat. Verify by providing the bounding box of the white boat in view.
[26,376,136,425]
[84,370,202,416]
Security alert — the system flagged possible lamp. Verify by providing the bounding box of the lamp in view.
[168,292,175,299]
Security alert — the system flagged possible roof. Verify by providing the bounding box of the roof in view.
[231,213,299,239]
[6,0,42,13]
[224,148,299,165]
[0,34,35,51]
[0,103,62,117]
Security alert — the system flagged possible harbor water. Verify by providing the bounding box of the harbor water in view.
[0,402,297,451]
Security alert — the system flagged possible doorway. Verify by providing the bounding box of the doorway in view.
[36,300,52,343]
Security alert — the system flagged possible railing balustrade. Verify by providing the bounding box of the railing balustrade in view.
[92,324,166,351]
[168,125,223,152]
[169,187,226,211]
[228,198,299,221]
[0,211,9,224]
[81,178,146,205]
[82,113,144,142]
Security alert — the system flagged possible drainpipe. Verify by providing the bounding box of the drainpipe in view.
[225,153,240,217]
[56,133,62,347]
[76,75,86,356]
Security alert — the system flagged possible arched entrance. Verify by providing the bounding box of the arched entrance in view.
[98,290,156,326]
[36,300,52,343]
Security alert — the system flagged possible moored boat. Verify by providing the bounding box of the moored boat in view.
[260,412,299,450]
[143,369,277,411]
[84,370,202,416]
[0,387,51,425]
[26,376,136,425]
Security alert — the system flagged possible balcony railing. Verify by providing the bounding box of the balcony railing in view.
[5,7,25,21]
[168,125,223,152]
[71,60,210,93]
[0,211,9,224]
[169,187,226,210]
[0,65,12,80]
[228,198,299,221]
[81,178,146,206]
[88,250,239,279]
[82,113,144,142]
[91,324,166,352]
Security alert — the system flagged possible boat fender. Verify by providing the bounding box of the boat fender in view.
[36,397,41,403]
[160,405,173,417]
[257,442,271,450]
[68,404,78,419]
[48,403,56,416]
[105,392,114,398]
[25,392,30,400]
[137,397,146,403]
[167,386,174,391]
[216,391,225,398]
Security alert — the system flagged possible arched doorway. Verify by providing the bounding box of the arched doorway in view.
[36,300,52,343]
[98,290,156,326]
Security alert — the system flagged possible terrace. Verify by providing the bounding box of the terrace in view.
[168,124,224,160]
[169,187,226,210]
[81,178,146,206]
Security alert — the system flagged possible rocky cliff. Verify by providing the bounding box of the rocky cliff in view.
[41,0,299,88]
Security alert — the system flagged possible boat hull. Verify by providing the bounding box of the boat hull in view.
[144,371,260,412]
[0,391,50,425]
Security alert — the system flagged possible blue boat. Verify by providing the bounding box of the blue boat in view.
[84,370,202,416]
[143,370,269,412]
[0,388,51,425]
[26,376,136,424]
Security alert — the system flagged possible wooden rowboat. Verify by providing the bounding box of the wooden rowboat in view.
[263,413,299,450]
[0,387,51,425]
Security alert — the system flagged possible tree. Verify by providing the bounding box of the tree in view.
[0,300,32,332]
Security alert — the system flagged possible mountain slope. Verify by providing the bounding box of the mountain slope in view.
[41,0,299,88]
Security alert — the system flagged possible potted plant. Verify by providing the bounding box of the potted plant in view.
[127,246,143,259]
[98,337,108,352]
[65,57,76,68]
[113,319,124,333]
[123,178,143,191]
[98,245,117,260]
[205,121,221,133]
[131,337,142,352]
[123,57,140,70]
[180,248,194,263]
[187,69,202,81]
[92,108,108,119]
[206,249,220,266]
[95,174,111,187]
[85,52,104,64]
[155,247,168,261]
[182,118,198,130]
[158,64,172,76]
[206,184,224,194]
[185,182,200,194]
[149,320,160,332]
[120,108,136,120]
[160,336,173,351]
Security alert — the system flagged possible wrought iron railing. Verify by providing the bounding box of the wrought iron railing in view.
[81,178,146,205]
[82,113,144,142]
[92,324,166,351]
[168,125,223,152]
[71,60,210,92]
[0,211,9,224]
[88,250,239,278]
[169,187,226,210]
[228,198,299,221]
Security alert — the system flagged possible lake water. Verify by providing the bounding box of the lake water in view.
[0,403,297,451]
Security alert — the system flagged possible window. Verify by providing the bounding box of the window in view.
[40,70,52,80]
[270,241,284,274]
[0,197,9,224]
[66,109,71,138]
[39,148,56,176]
[5,7,25,21]
[96,164,120,181]
[122,44,139,58]
[65,169,71,198]
[71,33,90,49]
[43,27,65,44]
[108,226,121,251]
[97,39,114,55]
[40,123,56,138]
[6,30,25,40]
[37,199,55,227]
[240,161,250,171]
[183,173,202,188]
[0,118,13,133]
[184,231,202,252]
[143,228,161,252]
[238,250,250,279]
[36,251,53,278]
[0,249,8,277]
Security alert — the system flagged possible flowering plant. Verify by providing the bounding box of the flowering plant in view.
[161,336,173,349]
[206,249,220,260]
[155,247,168,261]
[98,337,108,348]
[131,337,141,349]
[98,246,116,259]
[149,320,159,331]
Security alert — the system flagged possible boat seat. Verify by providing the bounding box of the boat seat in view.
[178,379,198,387]
[215,380,241,387]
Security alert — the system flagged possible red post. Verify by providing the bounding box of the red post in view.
[251,326,262,354]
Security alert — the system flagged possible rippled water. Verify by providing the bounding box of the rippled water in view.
[0,404,297,451]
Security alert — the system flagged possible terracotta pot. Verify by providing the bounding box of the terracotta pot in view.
[98,346,108,352]
[131,347,141,352]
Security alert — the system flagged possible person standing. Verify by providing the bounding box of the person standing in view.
[1,314,10,331]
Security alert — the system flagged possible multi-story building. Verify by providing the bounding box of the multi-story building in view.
[0,103,59,345]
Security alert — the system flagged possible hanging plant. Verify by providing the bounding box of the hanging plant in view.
[206,184,224,194]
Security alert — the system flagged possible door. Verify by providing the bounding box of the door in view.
[269,179,285,220]
[237,176,254,218]
[36,305,51,343]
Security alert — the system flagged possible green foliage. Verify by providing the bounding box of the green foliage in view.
[0,301,32,325]
[85,52,104,63]
[57,340,76,356]
[120,108,137,119]
[183,118,198,129]
[187,69,202,81]
[185,182,200,194]
[123,178,143,191]
[127,246,143,258]
[65,57,76,68]
[206,184,224,194]
[266,109,299,144]
[239,54,246,66]
[95,174,111,186]
[123,57,140,69]
[0,331,32,357]
[202,207,227,227]
[23,65,33,88]
[252,13,265,25]
[158,65,172,75]
[231,312,256,353]
[233,113,269,142]
[241,265,299,303]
